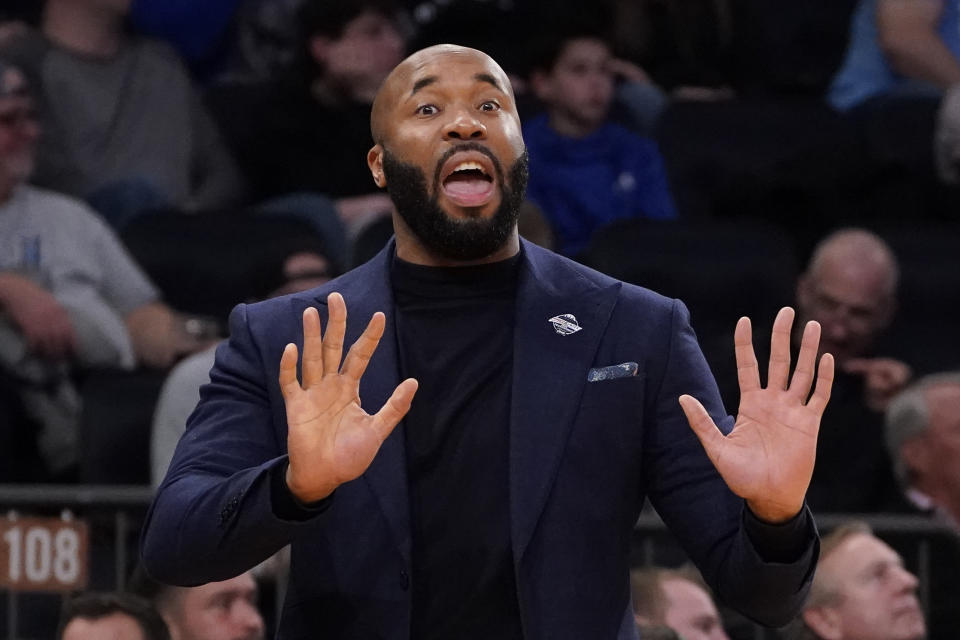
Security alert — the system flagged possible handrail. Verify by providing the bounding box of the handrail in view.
[0,485,954,536]
[0,485,154,509]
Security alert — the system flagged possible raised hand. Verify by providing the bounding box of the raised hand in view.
[280,293,418,503]
[679,307,834,523]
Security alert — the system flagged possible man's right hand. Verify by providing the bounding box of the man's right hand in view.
[0,272,77,360]
[280,293,418,503]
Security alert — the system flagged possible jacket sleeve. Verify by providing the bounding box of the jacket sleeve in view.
[140,302,326,585]
[642,299,818,627]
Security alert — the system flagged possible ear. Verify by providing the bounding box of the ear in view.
[529,70,553,102]
[802,606,843,640]
[368,144,386,188]
[308,35,333,66]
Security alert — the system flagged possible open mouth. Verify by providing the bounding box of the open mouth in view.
[440,156,496,208]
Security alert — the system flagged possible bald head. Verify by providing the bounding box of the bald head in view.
[797,228,899,364]
[370,44,515,145]
[807,229,899,299]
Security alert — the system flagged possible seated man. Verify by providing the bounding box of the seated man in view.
[796,228,910,512]
[0,0,243,226]
[524,29,677,256]
[631,566,730,640]
[789,521,925,640]
[0,61,210,478]
[131,570,265,640]
[59,592,169,640]
[884,372,960,637]
[885,371,960,524]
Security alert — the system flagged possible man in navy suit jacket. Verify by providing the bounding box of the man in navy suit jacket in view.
[141,44,835,639]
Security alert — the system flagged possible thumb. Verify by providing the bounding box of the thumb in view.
[679,394,724,458]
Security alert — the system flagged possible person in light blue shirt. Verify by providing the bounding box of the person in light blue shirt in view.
[830,0,960,111]
[524,31,676,257]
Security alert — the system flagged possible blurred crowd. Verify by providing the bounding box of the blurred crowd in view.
[1,0,959,639]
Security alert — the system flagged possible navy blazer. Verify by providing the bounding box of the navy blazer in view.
[142,239,817,639]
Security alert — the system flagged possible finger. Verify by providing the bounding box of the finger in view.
[340,312,386,381]
[370,378,419,441]
[678,394,725,465]
[278,343,301,400]
[767,307,795,391]
[806,352,835,415]
[301,307,324,388]
[321,293,347,375]
[841,357,870,374]
[789,320,821,400]
[734,316,761,393]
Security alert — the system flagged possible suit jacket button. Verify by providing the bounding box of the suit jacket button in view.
[400,570,409,591]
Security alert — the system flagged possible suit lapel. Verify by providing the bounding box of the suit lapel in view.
[309,242,413,565]
[510,242,620,562]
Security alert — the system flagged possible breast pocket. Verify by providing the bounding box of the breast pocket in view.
[578,374,645,412]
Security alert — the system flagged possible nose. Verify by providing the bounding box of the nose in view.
[824,317,848,342]
[895,565,919,592]
[443,109,486,140]
[234,601,265,635]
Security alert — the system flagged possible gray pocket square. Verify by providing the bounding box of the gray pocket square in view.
[587,362,638,382]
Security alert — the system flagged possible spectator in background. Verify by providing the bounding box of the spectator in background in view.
[829,0,959,112]
[829,0,960,184]
[131,570,265,640]
[0,0,244,228]
[796,229,909,512]
[885,372,960,526]
[524,30,676,257]
[788,521,925,640]
[211,0,407,237]
[59,592,170,640]
[0,61,211,479]
[711,227,907,513]
[631,567,730,640]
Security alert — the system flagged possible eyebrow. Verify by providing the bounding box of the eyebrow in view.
[410,76,437,96]
[409,72,504,97]
[473,73,502,92]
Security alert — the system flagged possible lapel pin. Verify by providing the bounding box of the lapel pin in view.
[548,313,582,336]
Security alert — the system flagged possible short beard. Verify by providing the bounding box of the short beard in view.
[381,142,529,261]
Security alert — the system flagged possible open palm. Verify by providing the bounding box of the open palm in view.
[679,307,834,523]
[280,293,418,503]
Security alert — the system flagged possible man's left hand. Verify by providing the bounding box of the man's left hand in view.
[679,307,834,523]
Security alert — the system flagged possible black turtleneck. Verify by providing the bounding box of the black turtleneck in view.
[392,252,525,640]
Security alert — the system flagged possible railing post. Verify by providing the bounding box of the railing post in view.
[917,537,931,623]
[115,511,129,591]
[6,590,16,640]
